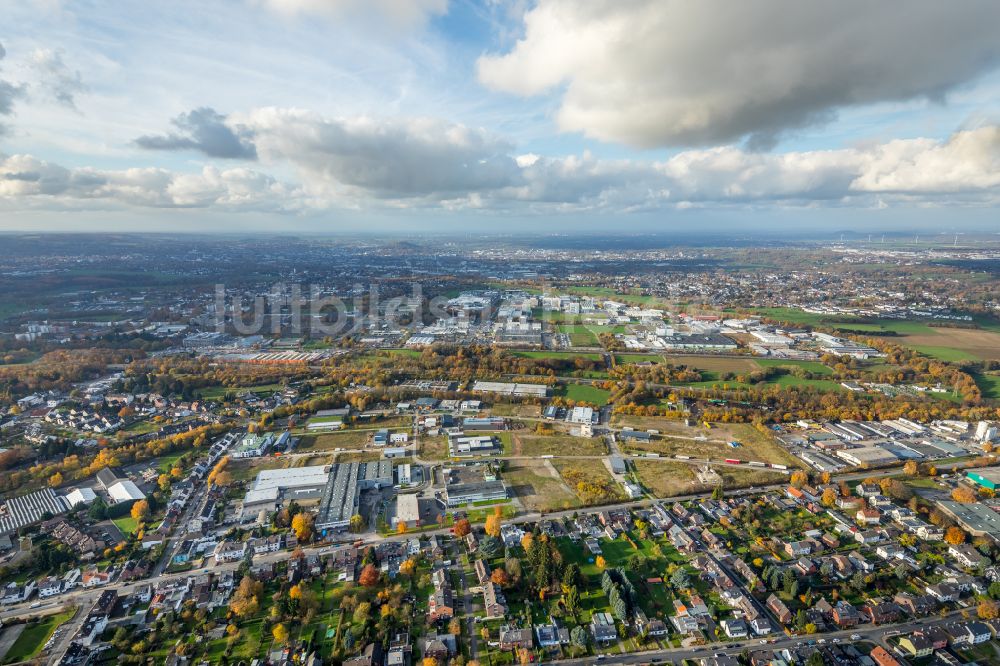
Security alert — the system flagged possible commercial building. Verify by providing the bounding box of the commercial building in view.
[443,465,508,507]
[395,494,421,528]
[0,488,69,535]
[315,461,393,531]
[659,334,737,351]
[937,501,1000,541]
[471,381,550,397]
[835,446,899,467]
[966,467,1000,491]
[108,480,146,504]
[449,435,502,457]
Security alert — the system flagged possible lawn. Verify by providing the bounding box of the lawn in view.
[973,373,1000,401]
[556,383,611,404]
[200,383,284,400]
[509,351,604,361]
[754,358,833,375]
[113,515,139,535]
[502,461,580,512]
[2,609,75,664]
[557,324,601,347]
[156,451,187,472]
[614,353,665,364]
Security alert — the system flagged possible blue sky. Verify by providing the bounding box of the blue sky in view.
[0,0,999,233]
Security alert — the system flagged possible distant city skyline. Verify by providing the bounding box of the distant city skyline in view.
[1,0,999,232]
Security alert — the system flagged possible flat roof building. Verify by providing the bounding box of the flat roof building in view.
[444,465,507,507]
[395,494,421,527]
[937,501,1000,541]
[967,467,1000,491]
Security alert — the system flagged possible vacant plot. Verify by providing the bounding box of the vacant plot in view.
[617,423,799,467]
[200,383,283,400]
[553,458,625,505]
[713,465,788,489]
[503,460,580,511]
[557,383,611,404]
[489,403,542,418]
[511,433,607,457]
[633,460,702,498]
[298,430,372,451]
[419,436,449,461]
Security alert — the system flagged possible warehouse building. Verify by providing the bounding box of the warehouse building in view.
[471,381,550,397]
[659,334,737,351]
[449,435,502,457]
[0,488,69,535]
[835,446,899,467]
[937,501,1000,541]
[967,467,1000,491]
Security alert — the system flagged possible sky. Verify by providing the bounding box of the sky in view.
[0,0,999,234]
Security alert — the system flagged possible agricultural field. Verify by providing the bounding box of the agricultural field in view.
[614,353,664,364]
[502,460,581,511]
[556,383,611,404]
[660,354,760,372]
[553,458,625,505]
[199,383,284,400]
[751,308,1000,361]
[509,432,607,457]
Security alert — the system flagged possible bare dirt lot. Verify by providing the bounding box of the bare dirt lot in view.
[504,460,580,512]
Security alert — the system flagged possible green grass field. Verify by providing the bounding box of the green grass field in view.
[113,515,139,534]
[200,383,284,400]
[2,610,75,663]
[557,324,601,346]
[557,383,611,404]
[753,358,833,375]
[614,353,664,364]
[973,373,1000,400]
[509,350,604,361]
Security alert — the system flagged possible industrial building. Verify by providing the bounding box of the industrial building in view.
[449,435,502,457]
[471,381,550,397]
[659,334,737,351]
[0,488,69,535]
[443,465,507,507]
[394,494,421,528]
[966,467,1000,491]
[937,501,1000,541]
[835,446,899,467]
[108,480,146,505]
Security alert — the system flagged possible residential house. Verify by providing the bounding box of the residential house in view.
[590,612,618,643]
[498,626,533,651]
[831,601,861,628]
[869,646,901,666]
[766,594,792,625]
[898,633,933,658]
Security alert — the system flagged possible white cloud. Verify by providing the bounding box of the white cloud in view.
[244,107,521,197]
[477,0,1000,148]
[29,48,86,108]
[0,153,309,211]
[254,0,447,28]
[4,124,1000,214]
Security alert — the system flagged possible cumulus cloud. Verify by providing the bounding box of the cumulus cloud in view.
[0,153,306,211]
[477,0,1000,148]
[6,121,1000,214]
[254,0,446,28]
[135,108,258,160]
[0,42,25,136]
[245,108,520,196]
[29,48,86,108]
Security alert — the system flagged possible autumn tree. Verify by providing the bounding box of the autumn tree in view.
[399,558,417,577]
[349,514,364,532]
[291,512,315,542]
[595,556,607,569]
[491,568,511,587]
[790,471,809,488]
[977,599,999,620]
[944,526,966,545]
[484,512,502,538]
[130,499,150,522]
[48,471,63,488]
[820,488,838,507]
[453,518,471,537]
[359,564,380,587]
[903,460,920,476]
[952,486,978,503]
[397,521,408,535]
[272,623,289,644]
